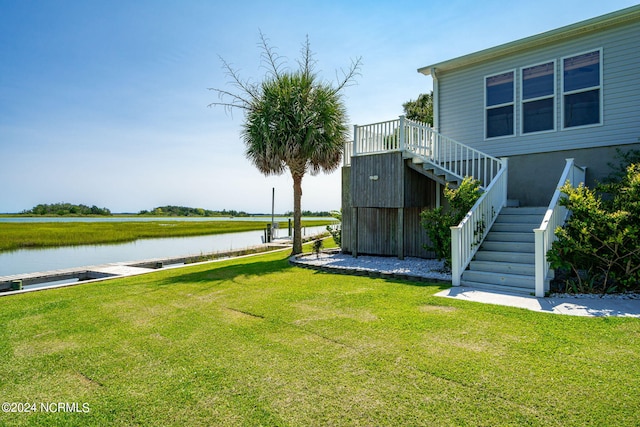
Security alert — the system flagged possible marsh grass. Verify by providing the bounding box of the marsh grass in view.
[0,220,334,252]
[0,240,638,426]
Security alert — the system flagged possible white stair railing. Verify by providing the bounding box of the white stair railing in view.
[349,116,502,188]
[450,160,508,286]
[533,159,586,297]
[403,118,502,188]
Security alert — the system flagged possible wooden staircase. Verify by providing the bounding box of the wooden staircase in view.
[404,155,462,187]
[461,207,546,295]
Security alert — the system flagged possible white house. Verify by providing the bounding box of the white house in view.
[342,5,640,297]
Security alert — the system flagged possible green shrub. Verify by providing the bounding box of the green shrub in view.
[548,162,640,294]
[420,177,482,268]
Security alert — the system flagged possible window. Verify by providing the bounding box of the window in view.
[562,50,601,128]
[485,71,515,138]
[521,61,555,133]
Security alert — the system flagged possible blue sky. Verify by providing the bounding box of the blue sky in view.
[1,0,637,214]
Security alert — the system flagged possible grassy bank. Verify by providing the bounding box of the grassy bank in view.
[0,242,638,426]
[0,219,335,252]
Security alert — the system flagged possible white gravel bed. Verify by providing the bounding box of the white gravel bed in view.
[550,292,640,300]
[296,252,452,281]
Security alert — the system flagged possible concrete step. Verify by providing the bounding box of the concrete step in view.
[460,206,544,295]
[468,260,535,276]
[462,270,535,289]
[500,207,547,215]
[460,280,535,296]
[491,222,538,233]
[479,241,535,253]
[473,250,534,264]
[484,231,535,243]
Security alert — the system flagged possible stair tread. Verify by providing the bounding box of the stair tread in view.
[479,241,534,253]
[500,207,547,214]
[473,251,535,263]
[470,260,535,267]
[460,281,535,294]
[464,270,535,279]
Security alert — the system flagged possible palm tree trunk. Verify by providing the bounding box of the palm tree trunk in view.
[292,172,303,255]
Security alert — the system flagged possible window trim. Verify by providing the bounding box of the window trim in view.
[561,48,603,130]
[520,59,556,135]
[484,69,516,140]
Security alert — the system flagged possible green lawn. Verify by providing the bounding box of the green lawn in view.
[1,242,638,426]
[0,219,335,252]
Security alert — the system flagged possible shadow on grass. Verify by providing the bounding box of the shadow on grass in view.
[153,256,294,287]
[305,267,452,290]
[147,251,451,296]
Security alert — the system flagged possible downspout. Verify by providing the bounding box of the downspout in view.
[431,67,439,132]
[431,67,441,207]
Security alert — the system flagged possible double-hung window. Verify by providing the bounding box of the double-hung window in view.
[485,70,515,139]
[521,61,555,134]
[562,49,602,128]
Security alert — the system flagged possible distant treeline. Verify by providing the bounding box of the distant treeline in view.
[22,203,112,216]
[283,210,336,217]
[138,206,250,217]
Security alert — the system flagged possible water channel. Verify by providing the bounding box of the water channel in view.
[0,217,331,277]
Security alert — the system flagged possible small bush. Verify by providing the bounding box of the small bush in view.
[312,239,324,259]
[420,177,482,268]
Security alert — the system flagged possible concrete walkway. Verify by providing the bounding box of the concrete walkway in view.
[436,287,640,317]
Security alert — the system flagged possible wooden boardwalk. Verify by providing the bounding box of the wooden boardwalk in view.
[0,243,292,294]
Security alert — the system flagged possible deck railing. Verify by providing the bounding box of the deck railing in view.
[348,116,502,188]
[450,161,508,286]
[352,118,403,156]
[533,159,586,297]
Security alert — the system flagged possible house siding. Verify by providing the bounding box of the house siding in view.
[437,19,640,158]
[351,153,403,208]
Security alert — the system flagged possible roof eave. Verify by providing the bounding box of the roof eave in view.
[418,4,640,76]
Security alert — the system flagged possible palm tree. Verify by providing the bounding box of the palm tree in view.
[209,34,361,254]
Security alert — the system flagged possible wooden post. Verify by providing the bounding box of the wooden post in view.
[353,124,358,158]
[534,228,545,297]
[397,150,405,260]
[451,226,461,286]
[398,115,405,152]
[271,187,275,238]
[397,208,404,260]
[351,207,358,258]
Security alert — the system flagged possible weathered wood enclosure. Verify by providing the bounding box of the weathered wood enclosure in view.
[342,152,439,258]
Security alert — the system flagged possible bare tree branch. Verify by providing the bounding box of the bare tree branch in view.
[297,34,316,78]
[332,56,363,94]
[258,30,285,80]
